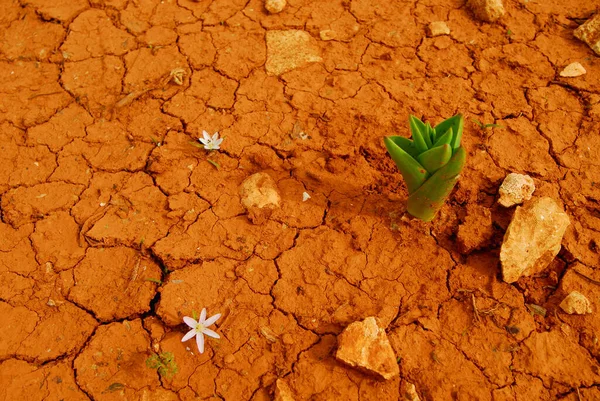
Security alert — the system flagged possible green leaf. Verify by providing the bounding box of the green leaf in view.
[384,136,429,193]
[409,115,429,153]
[433,127,453,148]
[387,136,420,159]
[434,114,463,150]
[422,122,433,148]
[417,144,452,174]
[407,147,467,221]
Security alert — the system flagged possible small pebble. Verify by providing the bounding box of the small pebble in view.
[320,29,336,41]
[427,21,450,37]
[560,291,592,315]
[265,0,286,14]
[302,192,311,202]
[559,62,586,77]
[224,354,235,364]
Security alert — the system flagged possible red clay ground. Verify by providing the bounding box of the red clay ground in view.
[1,0,600,400]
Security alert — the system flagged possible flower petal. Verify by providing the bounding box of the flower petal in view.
[212,132,219,141]
[199,308,207,323]
[183,316,197,328]
[202,328,220,339]
[214,138,224,146]
[198,137,209,145]
[196,332,205,354]
[203,313,221,327]
[181,329,196,342]
[202,131,211,141]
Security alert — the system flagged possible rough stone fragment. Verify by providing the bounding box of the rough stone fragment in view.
[560,291,592,315]
[498,173,535,207]
[467,0,505,23]
[266,30,322,76]
[574,13,600,56]
[335,317,399,380]
[457,205,493,254]
[559,62,586,77]
[400,381,421,401]
[265,0,286,14]
[500,197,571,283]
[427,21,450,37]
[274,379,295,401]
[239,172,281,223]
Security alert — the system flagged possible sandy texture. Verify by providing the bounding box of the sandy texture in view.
[1,0,599,400]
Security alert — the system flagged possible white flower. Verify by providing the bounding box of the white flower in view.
[302,191,311,202]
[198,130,223,150]
[181,308,221,353]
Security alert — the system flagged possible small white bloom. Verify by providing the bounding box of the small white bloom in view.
[181,308,221,354]
[198,130,223,150]
[302,192,311,202]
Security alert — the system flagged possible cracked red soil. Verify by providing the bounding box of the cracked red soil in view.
[1,0,600,400]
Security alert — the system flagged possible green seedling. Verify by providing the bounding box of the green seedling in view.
[146,352,178,379]
[472,118,503,130]
[384,114,467,221]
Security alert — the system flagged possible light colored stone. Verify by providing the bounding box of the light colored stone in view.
[239,172,281,209]
[265,0,286,14]
[467,0,505,23]
[400,381,421,401]
[266,30,322,76]
[500,197,570,283]
[274,379,295,401]
[336,317,399,380]
[574,13,600,55]
[319,29,336,41]
[239,172,281,223]
[560,291,592,315]
[498,173,535,207]
[560,62,587,78]
[427,21,450,37]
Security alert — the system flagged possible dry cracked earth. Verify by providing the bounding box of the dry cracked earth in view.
[1,0,600,400]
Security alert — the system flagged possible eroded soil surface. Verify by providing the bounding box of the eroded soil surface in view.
[1,0,600,400]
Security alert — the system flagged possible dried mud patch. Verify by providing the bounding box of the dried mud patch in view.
[2,0,600,399]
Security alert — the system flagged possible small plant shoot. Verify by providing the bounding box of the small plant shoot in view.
[384,114,467,221]
[146,352,178,379]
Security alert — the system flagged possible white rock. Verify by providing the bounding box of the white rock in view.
[500,197,570,283]
[302,191,311,202]
[498,173,535,207]
[560,291,592,315]
[559,62,587,77]
[336,317,399,380]
[427,21,450,37]
[265,0,286,14]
